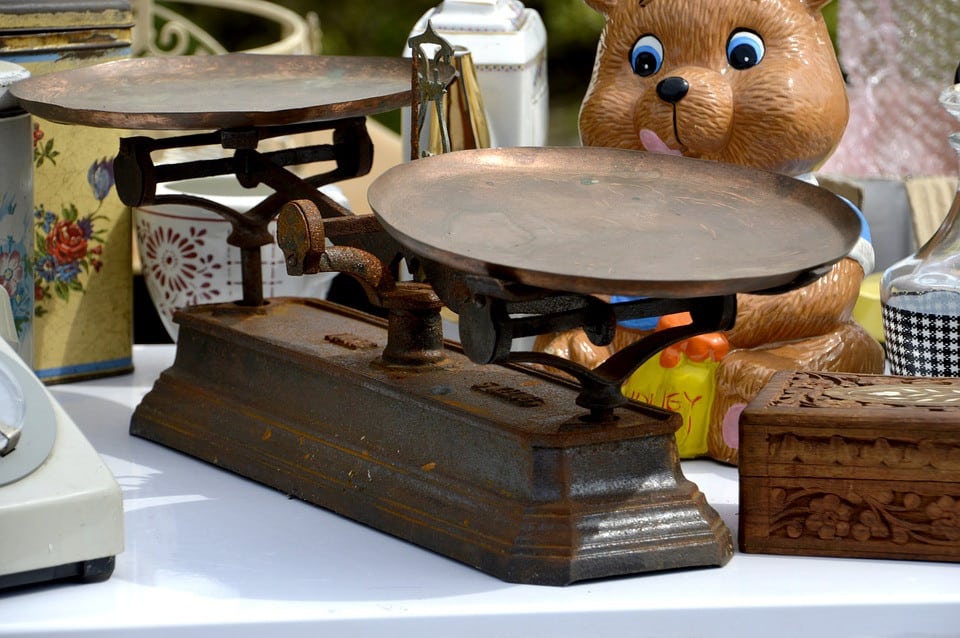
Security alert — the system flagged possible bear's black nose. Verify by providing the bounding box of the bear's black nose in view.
[656,77,689,104]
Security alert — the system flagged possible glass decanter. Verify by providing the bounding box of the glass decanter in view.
[880,83,960,376]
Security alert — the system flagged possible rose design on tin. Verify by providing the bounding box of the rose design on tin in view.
[32,151,114,315]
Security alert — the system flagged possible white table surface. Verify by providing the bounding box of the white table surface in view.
[4,345,958,637]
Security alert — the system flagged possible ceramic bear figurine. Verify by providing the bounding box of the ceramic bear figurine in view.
[535,0,885,464]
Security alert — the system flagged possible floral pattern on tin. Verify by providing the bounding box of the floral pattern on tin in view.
[31,127,113,316]
[0,237,33,338]
[1,173,33,339]
[33,123,59,168]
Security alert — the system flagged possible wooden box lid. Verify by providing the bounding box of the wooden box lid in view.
[739,371,960,483]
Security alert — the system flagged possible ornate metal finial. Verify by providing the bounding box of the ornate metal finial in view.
[408,22,458,159]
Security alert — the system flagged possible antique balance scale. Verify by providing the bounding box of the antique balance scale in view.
[10,43,861,585]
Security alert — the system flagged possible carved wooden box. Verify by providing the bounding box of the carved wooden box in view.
[739,371,960,562]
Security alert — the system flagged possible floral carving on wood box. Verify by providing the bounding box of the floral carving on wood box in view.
[739,371,960,562]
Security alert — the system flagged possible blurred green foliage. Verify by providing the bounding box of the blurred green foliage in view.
[161,0,839,143]
[289,1,837,98]
[160,0,604,142]
[286,0,605,142]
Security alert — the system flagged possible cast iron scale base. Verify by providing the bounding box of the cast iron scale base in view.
[134,297,731,585]
[11,54,862,585]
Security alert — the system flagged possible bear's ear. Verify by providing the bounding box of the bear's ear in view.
[801,0,834,14]
[584,0,619,16]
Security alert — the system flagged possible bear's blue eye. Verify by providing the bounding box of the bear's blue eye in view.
[630,34,663,77]
[727,30,764,70]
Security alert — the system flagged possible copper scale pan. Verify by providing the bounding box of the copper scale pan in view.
[368,146,861,299]
[9,53,413,130]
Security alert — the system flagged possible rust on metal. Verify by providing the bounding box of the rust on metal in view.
[470,382,546,408]
[277,199,445,368]
[130,298,734,585]
[324,333,379,351]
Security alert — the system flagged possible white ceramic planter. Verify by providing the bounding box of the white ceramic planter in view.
[133,176,339,340]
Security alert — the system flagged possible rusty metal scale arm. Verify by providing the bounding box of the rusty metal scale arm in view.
[112,117,389,306]
[9,53,415,308]
[278,199,445,369]
[277,201,737,420]
[113,118,372,207]
[451,279,738,418]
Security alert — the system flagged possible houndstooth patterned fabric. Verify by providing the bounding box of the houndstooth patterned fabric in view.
[883,302,960,377]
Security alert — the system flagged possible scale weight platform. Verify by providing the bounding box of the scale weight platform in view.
[131,298,733,585]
